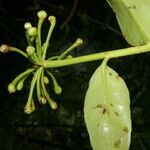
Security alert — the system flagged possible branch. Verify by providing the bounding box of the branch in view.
[60,0,78,29]
[42,43,150,68]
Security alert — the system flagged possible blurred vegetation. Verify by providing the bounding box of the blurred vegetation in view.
[0,0,150,149]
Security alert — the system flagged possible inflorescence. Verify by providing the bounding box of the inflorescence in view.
[0,10,83,114]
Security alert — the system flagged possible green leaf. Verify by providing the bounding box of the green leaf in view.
[106,0,150,46]
[84,60,131,150]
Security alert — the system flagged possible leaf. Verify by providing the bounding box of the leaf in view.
[84,60,131,150]
[106,0,150,46]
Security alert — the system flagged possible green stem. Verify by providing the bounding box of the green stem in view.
[36,67,43,100]
[40,69,57,108]
[27,54,37,64]
[42,18,55,60]
[42,43,150,68]
[12,68,34,85]
[25,68,41,108]
[46,70,62,94]
[25,32,33,46]
[16,73,29,91]
[10,47,28,58]
[32,53,39,62]
[37,20,43,58]
[35,36,41,59]
[58,39,83,60]
[47,55,59,60]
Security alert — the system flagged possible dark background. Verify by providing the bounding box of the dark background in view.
[0,0,150,149]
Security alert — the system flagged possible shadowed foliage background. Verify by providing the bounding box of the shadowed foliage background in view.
[0,0,150,149]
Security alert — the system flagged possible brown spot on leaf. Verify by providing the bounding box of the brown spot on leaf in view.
[116,75,120,80]
[123,127,129,133]
[114,111,119,116]
[110,103,113,107]
[102,108,107,114]
[114,139,121,148]
[128,4,136,9]
[109,72,112,76]
[94,104,103,109]
[94,104,109,115]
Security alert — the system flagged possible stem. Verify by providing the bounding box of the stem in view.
[40,70,56,108]
[32,53,39,62]
[46,70,62,94]
[36,67,43,100]
[25,68,41,108]
[60,0,78,29]
[42,17,56,60]
[27,54,38,64]
[11,68,34,85]
[10,47,28,58]
[58,38,83,60]
[37,20,43,58]
[42,43,150,68]
[16,73,29,91]
[25,32,32,46]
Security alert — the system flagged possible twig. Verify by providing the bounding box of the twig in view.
[79,14,122,37]
[60,0,78,30]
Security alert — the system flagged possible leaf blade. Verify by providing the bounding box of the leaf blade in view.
[107,0,150,46]
[84,62,131,150]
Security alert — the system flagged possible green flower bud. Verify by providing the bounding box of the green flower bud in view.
[54,85,62,95]
[0,44,11,53]
[24,105,32,114]
[46,71,62,94]
[26,46,35,55]
[39,96,47,105]
[37,10,47,20]
[31,100,35,112]
[76,38,83,45]
[50,101,58,110]
[8,83,16,94]
[66,55,73,59]
[48,16,56,25]
[24,22,32,30]
[43,76,49,84]
[24,101,35,114]
[16,80,24,91]
[28,27,37,36]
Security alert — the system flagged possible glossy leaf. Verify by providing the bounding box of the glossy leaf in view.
[106,0,150,46]
[84,60,131,150]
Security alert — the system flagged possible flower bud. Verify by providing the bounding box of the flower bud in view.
[8,83,16,94]
[48,16,56,25]
[54,85,62,95]
[39,96,47,105]
[43,76,49,84]
[31,101,35,112]
[26,46,35,55]
[28,27,37,36]
[24,101,35,114]
[50,101,58,110]
[66,55,73,59]
[37,10,47,20]
[24,105,32,114]
[76,38,83,45]
[16,80,24,91]
[0,44,11,53]
[24,22,32,30]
